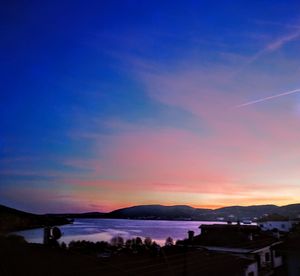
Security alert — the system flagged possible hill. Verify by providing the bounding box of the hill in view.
[278,204,300,217]
[1,203,300,229]
[108,204,211,220]
[0,204,70,233]
[105,203,300,221]
[211,205,280,218]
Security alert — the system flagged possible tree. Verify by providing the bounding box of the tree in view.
[110,236,124,247]
[144,237,152,247]
[135,237,143,246]
[151,241,161,256]
[60,241,67,250]
[165,237,174,246]
[125,239,132,249]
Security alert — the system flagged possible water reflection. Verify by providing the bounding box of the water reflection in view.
[16,218,228,246]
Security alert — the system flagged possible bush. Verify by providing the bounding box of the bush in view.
[110,236,124,247]
[165,237,174,246]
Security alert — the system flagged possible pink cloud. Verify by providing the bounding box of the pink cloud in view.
[266,30,300,51]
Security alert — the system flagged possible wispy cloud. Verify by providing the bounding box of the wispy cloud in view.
[265,30,300,51]
[236,88,300,108]
[237,26,300,72]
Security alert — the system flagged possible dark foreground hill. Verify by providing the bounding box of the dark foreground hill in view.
[0,205,70,233]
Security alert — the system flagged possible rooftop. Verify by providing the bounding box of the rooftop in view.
[200,224,260,231]
[110,247,256,275]
[191,224,279,250]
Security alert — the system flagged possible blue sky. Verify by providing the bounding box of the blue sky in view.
[1,1,300,213]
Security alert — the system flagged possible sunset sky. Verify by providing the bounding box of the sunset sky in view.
[1,1,300,213]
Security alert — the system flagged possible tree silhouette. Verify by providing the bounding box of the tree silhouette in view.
[110,236,124,247]
[144,237,152,247]
[165,236,174,246]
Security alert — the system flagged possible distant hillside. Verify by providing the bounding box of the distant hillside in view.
[0,205,70,233]
[279,204,300,217]
[47,204,300,221]
[2,203,300,228]
[212,205,280,218]
[108,205,211,220]
[105,203,300,221]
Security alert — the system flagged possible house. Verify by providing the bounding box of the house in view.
[180,224,283,275]
[257,213,299,233]
[258,220,295,232]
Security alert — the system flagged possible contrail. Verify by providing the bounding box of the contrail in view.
[236,88,300,108]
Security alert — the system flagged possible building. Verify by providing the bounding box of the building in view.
[181,224,283,275]
[258,220,295,232]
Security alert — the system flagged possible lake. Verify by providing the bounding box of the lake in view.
[15,219,228,246]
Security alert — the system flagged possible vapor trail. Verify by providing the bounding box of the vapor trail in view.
[236,88,300,108]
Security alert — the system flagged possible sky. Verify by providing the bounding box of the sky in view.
[1,0,300,213]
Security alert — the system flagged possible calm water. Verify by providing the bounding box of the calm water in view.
[15,219,227,245]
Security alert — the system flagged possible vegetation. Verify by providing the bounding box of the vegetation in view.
[165,236,174,246]
[67,235,164,257]
[0,233,27,245]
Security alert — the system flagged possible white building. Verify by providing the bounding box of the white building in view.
[259,221,295,232]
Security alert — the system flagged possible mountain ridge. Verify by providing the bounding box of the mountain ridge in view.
[1,203,300,231]
[107,204,300,220]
